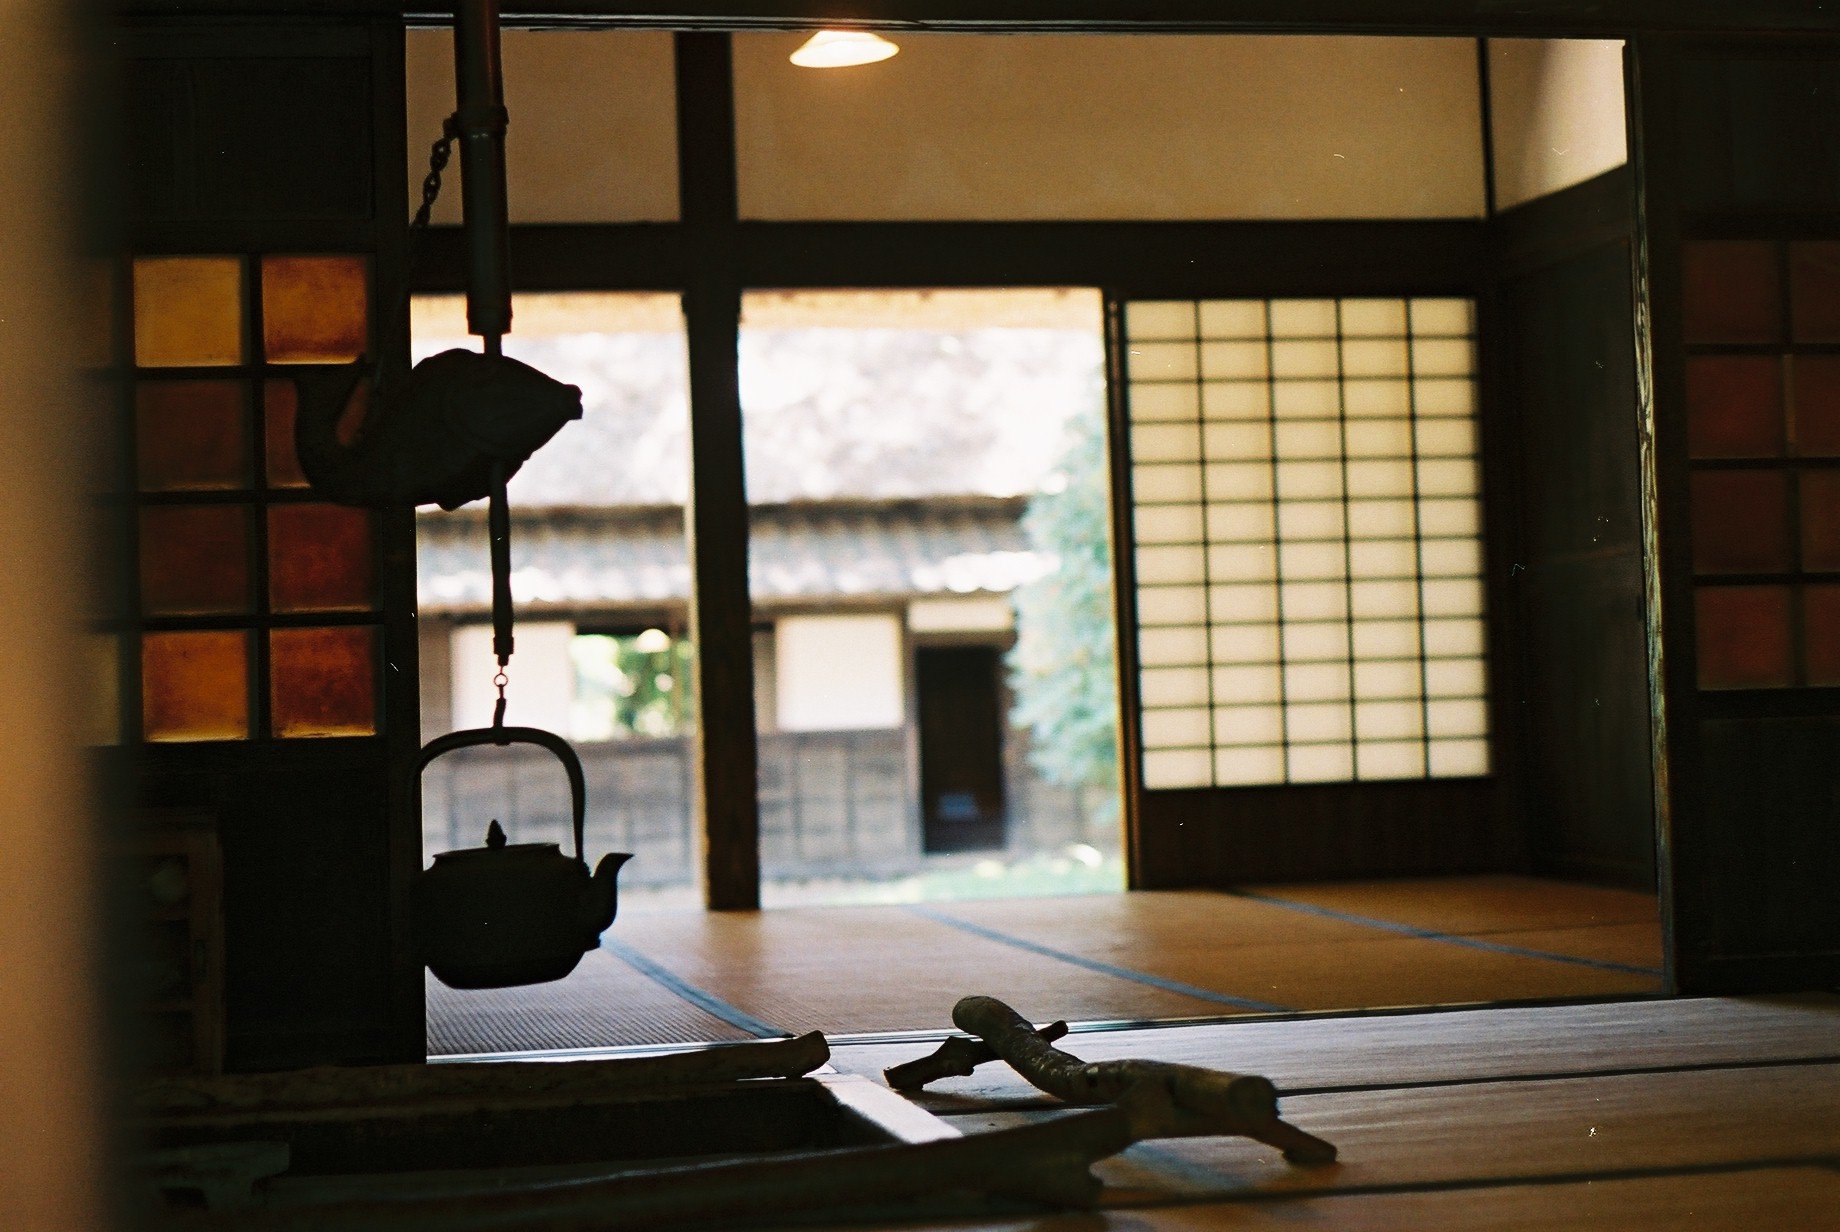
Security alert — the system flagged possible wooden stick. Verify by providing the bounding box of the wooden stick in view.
[883,1020,1069,1090]
[139,1032,830,1120]
[952,996,1337,1164]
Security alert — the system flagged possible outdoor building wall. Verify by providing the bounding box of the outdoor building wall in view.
[1487,39,1627,210]
[909,595,1015,634]
[450,620,575,733]
[404,29,679,224]
[775,613,905,731]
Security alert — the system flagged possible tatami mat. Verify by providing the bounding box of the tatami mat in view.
[426,875,1663,1055]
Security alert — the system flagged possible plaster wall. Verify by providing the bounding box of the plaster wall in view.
[407,31,1489,223]
[1487,39,1628,210]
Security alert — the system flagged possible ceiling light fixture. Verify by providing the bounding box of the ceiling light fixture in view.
[790,30,900,68]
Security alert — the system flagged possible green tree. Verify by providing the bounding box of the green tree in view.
[1007,408,1118,798]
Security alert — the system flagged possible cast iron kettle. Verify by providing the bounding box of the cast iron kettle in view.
[416,725,632,989]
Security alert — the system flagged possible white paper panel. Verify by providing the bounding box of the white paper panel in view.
[1141,707,1212,747]
[1131,383,1201,422]
[1201,341,1270,380]
[1215,746,1286,785]
[1339,298,1409,336]
[1143,747,1213,789]
[1275,420,1345,458]
[1205,421,1275,461]
[1213,704,1285,745]
[1134,504,1206,543]
[1133,463,1204,503]
[1132,421,1203,463]
[1202,381,1270,420]
[1289,743,1355,781]
[1354,659,1423,698]
[1284,621,1351,661]
[1288,701,1354,741]
[1345,418,1415,457]
[1132,341,1201,381]
[1285,662,1352,702]
[1138,585,1209,626]
[1198,300,1268,338]
[1280,580,1350,620]
[1343,379,1413,417]
[1209,623,1281,664]
[1268,299,1339,336]
[1428,738,1491,776]
[1139,625,1210,666]
[1126,301,1197,339]
[1205,502,1276,542]
[1278,500,1347,541]
[1210,583,1281,622]
[1273,379,1343,418]
[1271,339,1341,378]
[1356,699,1425,739]
[1356,740,1426,779]
[1342,337,1411,377]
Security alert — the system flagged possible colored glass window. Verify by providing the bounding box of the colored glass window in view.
[1802,470,1840,573]
[1791,355,1840,457]
[132,257,245,367]
[135,381,249,491]
[264,378,309,488]
[142,630,250,741]
[1790,242,1840,343]
[1682,241,1781,344]
[138,505,251,616]
[1695,585,1794,689]
[268,504,375,612]
[261,255,369,364]
[1690,470,1793,574]
[1686,356,1783,458]
[270,626,377,737]
[1804,585,1840,686]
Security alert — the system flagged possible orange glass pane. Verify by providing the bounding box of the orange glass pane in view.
[1696,585,1793,689]
[264,378,309,488]
[1682,241,1782,344]
[142,630,250,742]
[1690,470,1792,574]
[1802,470,1840,572]
[261,255,369,363]
[135,381,249,491]
[1805,585,1840,685]
[1790,242,1840,342]
[270,626,377,737]
[1791,355,1840,456]
[138,505,251,615]
[268,504,375,612]
[1686,356,1784,458]
[132,256,244,367]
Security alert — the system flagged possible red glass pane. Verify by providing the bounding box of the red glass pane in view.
[136,381,249,491]
[1802,470,1840,572]
[1790,242,1840,343]
[270,626,377,737]
[1696,585,1794,689]
[268,504,375,612]
[261,255,369,363]
[1791,355,1840,456]
[142,630,250,741]
[138,505,251,615]
[1683,241,1782,344]
[1690,470,1792,574]
[1686,356,1784,458]
[1805,585,1840,685]
[264,379,308,488]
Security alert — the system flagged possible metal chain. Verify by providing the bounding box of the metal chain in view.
[412,116,459,234]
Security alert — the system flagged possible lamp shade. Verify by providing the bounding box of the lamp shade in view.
[790,30,900,68]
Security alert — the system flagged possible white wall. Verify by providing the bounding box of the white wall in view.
[775,613,905,731]
[1488,39,1628,210]
[734,34,1486,221]
[405,29,679,224]
[450,621,577,733]
[410,31,1487,224]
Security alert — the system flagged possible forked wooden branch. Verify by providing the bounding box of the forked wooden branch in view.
[883,1019,1070,1090]
[949,996,1336,1164]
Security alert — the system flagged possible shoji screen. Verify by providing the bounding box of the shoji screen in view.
[1122,297,1489,790]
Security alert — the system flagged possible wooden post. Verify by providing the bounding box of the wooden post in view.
[676,32,759,910]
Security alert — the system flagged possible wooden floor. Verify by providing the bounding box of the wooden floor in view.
[825,994,1840,1231]
[428,875,1663,1056]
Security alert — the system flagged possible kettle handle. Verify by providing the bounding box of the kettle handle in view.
[417,726,587,863]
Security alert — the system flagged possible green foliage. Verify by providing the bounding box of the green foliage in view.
[570,634,697,741]
[1007,408,1119,796]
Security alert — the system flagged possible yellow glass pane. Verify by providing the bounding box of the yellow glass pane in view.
[142,630,250,742]
[261,255,369,363]
[135,381,249,491]
[132,256,244,367]
[270,626,377,737]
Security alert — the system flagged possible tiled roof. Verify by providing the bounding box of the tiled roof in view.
[417,497,1045,615]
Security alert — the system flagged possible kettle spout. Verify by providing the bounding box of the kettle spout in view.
[583,852,634,940]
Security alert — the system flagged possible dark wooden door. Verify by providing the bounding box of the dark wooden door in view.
[916,646,1007,853]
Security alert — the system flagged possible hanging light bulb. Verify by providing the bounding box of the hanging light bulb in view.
[790,29,900,69]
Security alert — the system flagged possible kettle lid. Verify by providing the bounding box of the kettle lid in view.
[428,819,566,863]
